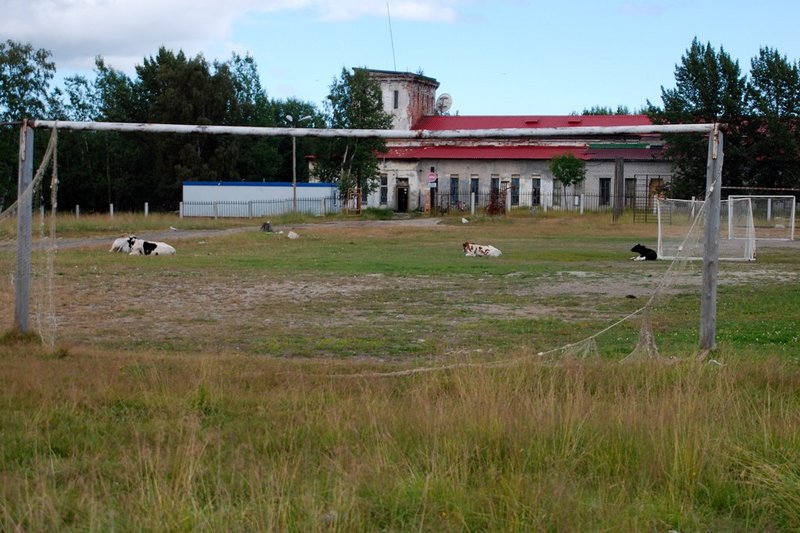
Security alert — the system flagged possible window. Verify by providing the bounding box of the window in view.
[470,176,479,196]
[625,178,637,208]
[393,90,399,109]
[511,175,520,206]
[599,177,611,206]
[450,175,460,204]
[531,177,541,205]
[380,174,388,205]
[490,175,500,192]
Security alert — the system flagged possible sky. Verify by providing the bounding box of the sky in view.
[3,0,800,116]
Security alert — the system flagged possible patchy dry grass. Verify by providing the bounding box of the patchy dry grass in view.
[1,212,799,530]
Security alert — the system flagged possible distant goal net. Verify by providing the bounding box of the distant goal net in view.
[656,197,756,261]
[727,195,795,241]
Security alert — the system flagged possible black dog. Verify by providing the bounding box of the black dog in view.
[631,243,657,261]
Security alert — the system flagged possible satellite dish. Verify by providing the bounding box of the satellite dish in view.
[435,93,452,115]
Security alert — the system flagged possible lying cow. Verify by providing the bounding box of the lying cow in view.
[109,236,133,252]
[463,241,502,257]
[127,236,176,256]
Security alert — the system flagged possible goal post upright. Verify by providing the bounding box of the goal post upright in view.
[700,124,723,352]
[14,120,33,334]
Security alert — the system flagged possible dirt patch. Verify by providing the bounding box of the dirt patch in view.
[0,217,445,253]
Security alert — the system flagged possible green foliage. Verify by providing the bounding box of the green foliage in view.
[748,47,800,117]
[651,38,800,196]
[0,40,56,121]
[581,105,632,115]
[653,38,749,197]
[313,68,393,199]
[0,43,328,213]
[549,152,586,188]
[745,48,800,190]
[0,40,58,209]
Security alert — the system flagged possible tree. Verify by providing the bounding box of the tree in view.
[313,68,393,208]
[746,48,800,189]
[130,48,244,207]
[581,105,632,115]
[651,38,749,197]
[0,40,58,209]
[748,47,800,117]
[270,97,323,183]
[0,40,56,121]
[549,153,586,207]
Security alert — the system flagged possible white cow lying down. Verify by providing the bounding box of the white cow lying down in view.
[463,241,502,257]
[109,236,132,252]
[127,236,176,256]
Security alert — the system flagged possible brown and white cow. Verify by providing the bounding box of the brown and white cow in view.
[463,241,502,257]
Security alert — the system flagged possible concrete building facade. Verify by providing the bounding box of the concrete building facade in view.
[358,69,672,213]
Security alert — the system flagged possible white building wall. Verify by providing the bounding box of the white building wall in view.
[183,181,337,202]
[181,181,339,217]
[371,159,672,211]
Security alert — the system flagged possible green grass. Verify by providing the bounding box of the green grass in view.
[1,211,799,530]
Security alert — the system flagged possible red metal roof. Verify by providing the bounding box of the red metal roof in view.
[382,115,663,162]
[384,145,589,160]
[412,114,653,131]
[384,144,661,161]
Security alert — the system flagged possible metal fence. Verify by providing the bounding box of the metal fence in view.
[180,197,341,218]
[432,190,661,217]
[179,192,729,221]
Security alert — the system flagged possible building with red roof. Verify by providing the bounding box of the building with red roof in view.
[360,69,672,213]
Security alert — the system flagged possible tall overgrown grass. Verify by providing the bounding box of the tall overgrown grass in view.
[2,342,800,530]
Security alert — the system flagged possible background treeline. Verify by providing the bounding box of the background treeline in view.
[0,43,328,211]
[2,37,800,212]
[649,38,800,198]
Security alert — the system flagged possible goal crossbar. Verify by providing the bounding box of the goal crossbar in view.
[30,119,716,139]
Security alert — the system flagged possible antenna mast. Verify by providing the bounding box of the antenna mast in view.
[387,3,397,70]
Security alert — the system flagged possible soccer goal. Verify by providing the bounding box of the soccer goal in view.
[11,119,726,352]
[727,195,795,241]
[656,197,756,261]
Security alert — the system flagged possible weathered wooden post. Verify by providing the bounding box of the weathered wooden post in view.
[15,121,33,333]
[700,125,723,351]
[612,158,624,221]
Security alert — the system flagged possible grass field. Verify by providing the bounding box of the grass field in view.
[1,211,799,531]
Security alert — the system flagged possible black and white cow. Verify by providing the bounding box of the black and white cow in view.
[109,236,133,252]
[630,243,657,261]
[127,236,176,256]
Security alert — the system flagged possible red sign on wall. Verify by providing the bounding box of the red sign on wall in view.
[427,171,438,188]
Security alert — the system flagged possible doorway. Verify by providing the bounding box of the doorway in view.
[396,179,409,212]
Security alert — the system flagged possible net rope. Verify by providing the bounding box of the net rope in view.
[325,181,715,378]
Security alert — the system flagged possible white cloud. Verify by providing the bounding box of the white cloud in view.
[316,1,461,22]
[1,0,466,72]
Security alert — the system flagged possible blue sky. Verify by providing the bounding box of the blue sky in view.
[4,0,800,116]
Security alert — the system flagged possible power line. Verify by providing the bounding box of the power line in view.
[387,3,397,71]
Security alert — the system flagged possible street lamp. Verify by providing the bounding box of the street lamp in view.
[286,114,313,212]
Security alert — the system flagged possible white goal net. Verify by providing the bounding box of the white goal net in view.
[727,195,795,241]
[656,197,756,261]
